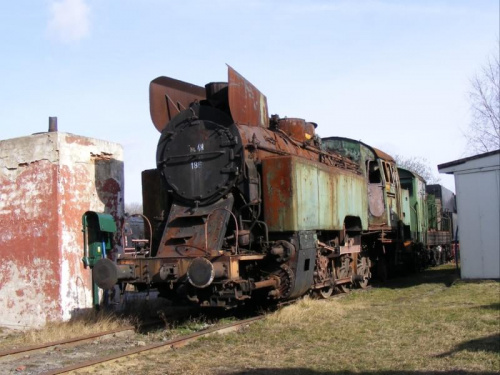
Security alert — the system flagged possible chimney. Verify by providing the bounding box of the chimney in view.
[48,117,58,132]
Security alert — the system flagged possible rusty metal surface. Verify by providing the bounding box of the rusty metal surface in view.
[149,76,206,132]
[141,169,168,224]
[239,124,360,172]
[262,155,367,232]
[117,252,267,286]
[141,169,169,254]
[278,118,315,142]
[322,136,402,229]
[368,183,385,217]
[107,66,382,306]
[372,147,395,162]
[226,68,359,172]
[228,65,269,128]
[382,161,401,229]
[156,195,234,258]
[322,137,363,163]
[156,107,241,206]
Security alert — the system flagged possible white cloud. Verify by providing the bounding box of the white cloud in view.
[47,0,91,43]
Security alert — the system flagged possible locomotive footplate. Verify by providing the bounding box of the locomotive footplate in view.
[93,254,269,293]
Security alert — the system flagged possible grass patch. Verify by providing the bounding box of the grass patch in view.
[0,294,235,352]
[107,264,499,375]
[0,310,130,350]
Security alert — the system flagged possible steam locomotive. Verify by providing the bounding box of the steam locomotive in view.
[92,66,456,307]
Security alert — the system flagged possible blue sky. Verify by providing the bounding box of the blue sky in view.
[1,0,498,203]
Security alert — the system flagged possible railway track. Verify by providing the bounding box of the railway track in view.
[0,325,136,359]
[0,315,264,374]
[39,316,263,375]
[0,289,370,373]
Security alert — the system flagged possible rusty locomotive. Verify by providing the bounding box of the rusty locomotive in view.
[92,66,456,307]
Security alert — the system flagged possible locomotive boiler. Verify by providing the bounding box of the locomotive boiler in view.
[92,66,373,307]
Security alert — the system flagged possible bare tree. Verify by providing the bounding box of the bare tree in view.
[394,155,440,184]
[125,202,143,215]
[466,53,500,154]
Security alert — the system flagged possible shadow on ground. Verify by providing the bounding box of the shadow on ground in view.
[436,333,500,358]
[372,264,462,290]
[476,302,500,311]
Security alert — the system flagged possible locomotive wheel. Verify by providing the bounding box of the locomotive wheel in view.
[356,254,371,289]
[317,286,334,299]
[335,255,351,293]
[272,264,294,299]
[313,254,334,299]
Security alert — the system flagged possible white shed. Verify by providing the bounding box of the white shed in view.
[438,150,500,279]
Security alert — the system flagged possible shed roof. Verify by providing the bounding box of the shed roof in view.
[438,149,500,174]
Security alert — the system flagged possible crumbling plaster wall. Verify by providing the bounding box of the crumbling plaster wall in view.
[0,132,123,329]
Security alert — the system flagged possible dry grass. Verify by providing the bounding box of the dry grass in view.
[0,309,130,350]
[88,264,500,375]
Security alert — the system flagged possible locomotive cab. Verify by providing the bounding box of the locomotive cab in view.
[322,137,404,232]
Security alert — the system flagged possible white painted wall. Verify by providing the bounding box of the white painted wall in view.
[0,132,123,329]
[440,152,500,279]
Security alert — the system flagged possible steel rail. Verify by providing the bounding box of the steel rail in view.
[0,325,136,359]
[40,315,264,375]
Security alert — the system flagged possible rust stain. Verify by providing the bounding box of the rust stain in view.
[101,178,121,195]
[59,164,95,294]
[65,135,95,146]
[277,118,316,143]
[95,177,122,250]
[91,152,113,160]
[262,157,293,230]
[228,65,269,128]
[149,76,206,132]
[1,134,124,327]
[0,161,60,264]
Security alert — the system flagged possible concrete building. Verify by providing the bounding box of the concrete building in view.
[438,150,500,279]
[0,131,123,329]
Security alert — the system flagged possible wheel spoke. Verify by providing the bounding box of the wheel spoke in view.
[356,254,371,289]
[334,255,351,293]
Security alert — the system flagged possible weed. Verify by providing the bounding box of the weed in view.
[119,265,499,374]
[0,310,130,349]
